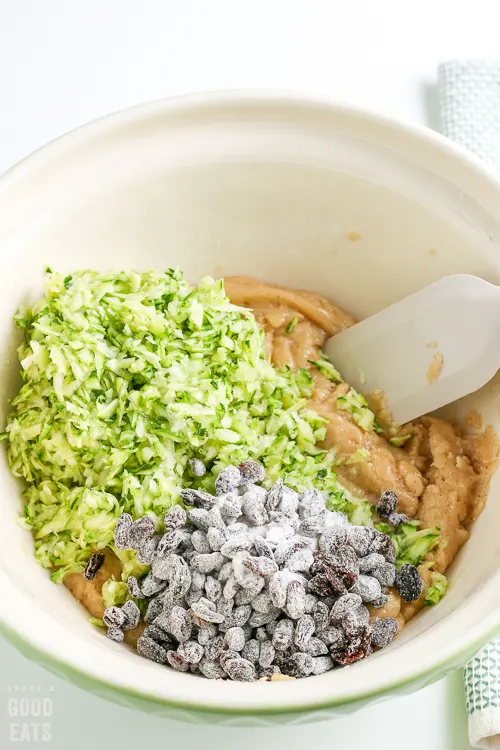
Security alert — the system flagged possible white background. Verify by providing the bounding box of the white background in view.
[0,0,497,747]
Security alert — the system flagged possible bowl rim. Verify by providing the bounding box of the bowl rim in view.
[2,89,500,716]
[2,614,500,718]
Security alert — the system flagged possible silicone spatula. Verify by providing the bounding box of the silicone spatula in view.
[324,274,500,425]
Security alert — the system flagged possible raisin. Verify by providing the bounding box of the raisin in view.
[137,636,168,664]
[238,460,265,485]
[281,652,313,678]
[204,635,224,661]
[312,548,359,582]
[136,534,161,565]
[152,555,174,581]
[103,606,125,629]
[248,609,280,627]
[128,516,156,548]
[299,489,325,518]
[141,572,167,597]
[258,640,275,668]
[347,526,374,556]
[395,564,423,602]
[280,488,299,516]
[191,552,225,574]
[145,596,164,624]
[282,537,311,564]
[223,658,256,682]
[127,575,144,599]
[220,649,240,668]
[312,601,330,632]
[84,552,105,580]
[311,656,334,675]
[269,571,289,608]
[121,599,141,630]
[143,625,173,646]
[188,508,211,531]
[300,515,326,537]
[188,458,206,477]
[319,527,348,554]
[114,513,133,550]
[350,574,382,603]
[169,606,192,642]
[199,660,226,679]
[330,593,363,624]
[286,580,306,619]
[207,527,226,552]
[241,492,268,526]
[331,626,372,665]
[179,640,204,664]
[303,637,329,657]
[242,639,261,664]
[235,579,265,605]
[371,617,398,648]
[372,562,396,587]
[376,490,398,518]
[359,553,386,574]
[369,530,396,563]
[308,572,346,598]
[288,548,314,574]
[219,604,252,631]
[265,479,284,511]
[164,504,188,530]
[224,627,246,652]
[181,489,217,510]
[204,575,222,603]
[197,624,218,645]
[167,650,189,672]
[192,530,211,554]
[169,556,192,598]
[251,592,274,614]
[255,627,268,643]
[317,626,346,650]
[220,537,253,558]
[272,619,294,651]
[253,537,275,559]
[243,555,278,577]
[190,599,224,625]
[107,627,124,643]
[218,495,242,524]
[304,593,318,614]
[309,548,359,595]
[294,615,315,648]
[215,465,242,495]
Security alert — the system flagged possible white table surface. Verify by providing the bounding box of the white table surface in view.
[1,0,498,747]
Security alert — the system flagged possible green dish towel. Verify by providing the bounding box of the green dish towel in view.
[439,59,500,748]
[439,60,500,170]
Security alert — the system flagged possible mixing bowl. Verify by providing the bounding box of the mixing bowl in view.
[1,92,500,725]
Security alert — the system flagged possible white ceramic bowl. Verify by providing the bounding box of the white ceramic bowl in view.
[2,92,500,725]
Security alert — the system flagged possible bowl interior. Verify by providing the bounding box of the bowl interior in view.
[2,95,500,716]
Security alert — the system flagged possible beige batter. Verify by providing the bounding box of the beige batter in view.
[225,276,499,629]
[66,276,499,635]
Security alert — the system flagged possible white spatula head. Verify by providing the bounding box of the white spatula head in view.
[325,275,500,425]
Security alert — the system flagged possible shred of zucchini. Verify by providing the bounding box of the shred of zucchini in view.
[88,617,105,628]
[6,269,373,577]
[376,520,441,569]
[425,571,448,606]
[390,434,413,447]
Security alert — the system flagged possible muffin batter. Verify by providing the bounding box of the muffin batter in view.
[65,276,499,635]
